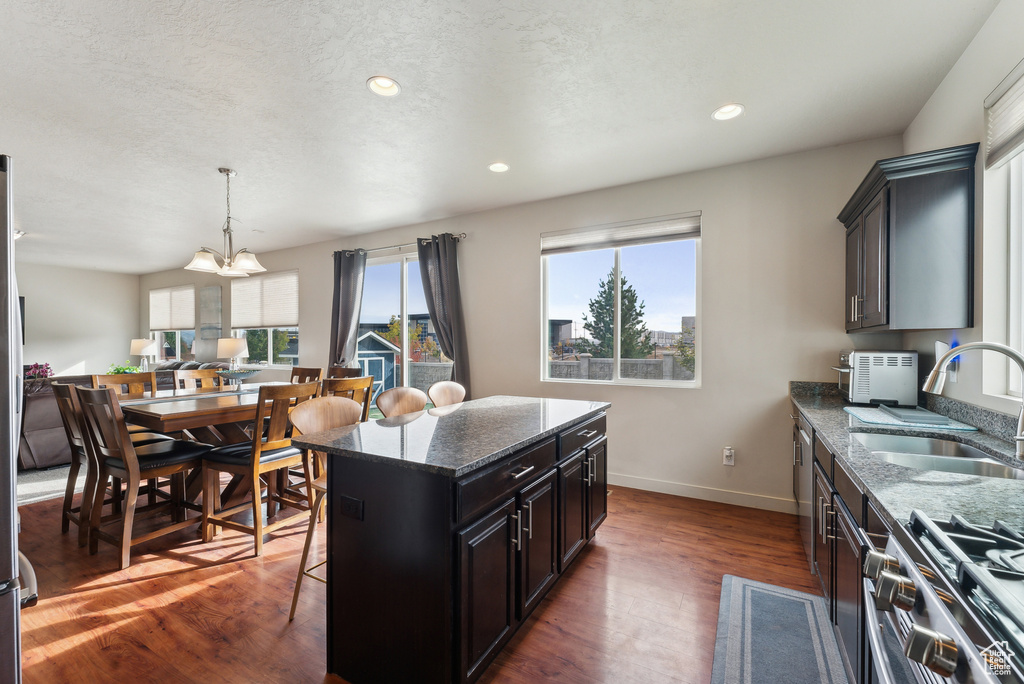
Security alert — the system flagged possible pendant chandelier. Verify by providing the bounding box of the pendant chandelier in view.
[184,168,266,277]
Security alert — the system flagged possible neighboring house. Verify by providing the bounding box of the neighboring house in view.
[356,331,400,400]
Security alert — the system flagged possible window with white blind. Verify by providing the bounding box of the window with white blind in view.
[541,213,701,387]
[149,285,195,360]
[231,270,300,367]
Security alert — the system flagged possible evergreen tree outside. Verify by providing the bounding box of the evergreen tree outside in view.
[241,329,288,364]
[576,269,655,359]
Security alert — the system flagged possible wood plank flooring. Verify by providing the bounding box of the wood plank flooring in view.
[16,486,818,683]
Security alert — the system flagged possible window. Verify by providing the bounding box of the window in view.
[149,285,195,361]
[358,254,451,398]
[1009,152,1024,395]
[542,213,701,386]
[231,271,300,367]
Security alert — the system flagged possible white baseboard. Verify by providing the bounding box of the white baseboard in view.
[608,472,798,514]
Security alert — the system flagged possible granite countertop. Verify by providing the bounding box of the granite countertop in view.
[790,383,1024,529]
[292,395,611,478]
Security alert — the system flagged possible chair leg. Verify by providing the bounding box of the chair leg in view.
[201,465,218,543]
[89,467,110,555]
[78,452,98,548]
[111,477,122,514]
[61,450,83,534]
[289,488,326,621]
[251,471,264,556]
[119,477,140,570]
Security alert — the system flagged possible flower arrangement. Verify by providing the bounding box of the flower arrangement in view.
[108,361,142,374]
[24,362,53,379]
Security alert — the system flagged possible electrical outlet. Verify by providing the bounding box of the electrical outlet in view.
[722,446,735,467]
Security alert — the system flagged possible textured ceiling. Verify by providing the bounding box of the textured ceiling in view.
[0,0,1000,274]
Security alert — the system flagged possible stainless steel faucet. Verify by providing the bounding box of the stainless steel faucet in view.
[922,341,1024,458]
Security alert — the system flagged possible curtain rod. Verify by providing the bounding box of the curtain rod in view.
[343,232,466,256]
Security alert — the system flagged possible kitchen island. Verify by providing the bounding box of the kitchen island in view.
[293,395,610,684]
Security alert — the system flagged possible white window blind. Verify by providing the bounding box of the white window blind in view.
[985,57,1024,169]
[231,270,299,328]
[540,212,701,255]
[149,285,195,330]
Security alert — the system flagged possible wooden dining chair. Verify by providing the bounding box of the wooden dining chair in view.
[52,383,174,546]
[173,368,226,390]
[77,386,212,569]
[201,381,320,556]
[327,366,362,379]
[322,376,374,422]
[286,396,362,621]
[92,372,159,395]
[375,386,428,418]
[427,380,466,408]
[290,367,323,384]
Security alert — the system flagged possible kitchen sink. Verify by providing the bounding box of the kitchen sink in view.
[852,433,990,459]
[851,433,1024,480]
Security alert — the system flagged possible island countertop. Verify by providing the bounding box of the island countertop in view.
[291,394,611,478]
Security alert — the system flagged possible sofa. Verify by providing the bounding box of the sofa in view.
[17,361,229,470]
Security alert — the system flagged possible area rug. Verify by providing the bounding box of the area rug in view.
[710,575,849,684]
[16,465,81,506]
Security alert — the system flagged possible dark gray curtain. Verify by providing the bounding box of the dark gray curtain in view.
[417,233,471,399]
[328,249,367,368]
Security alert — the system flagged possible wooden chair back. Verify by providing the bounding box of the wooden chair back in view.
[251,381,320,458]
[76,386,139,478]
[328,366,362,379]
[375,386,428,418]
[290,367,323,384]
[92,372,158,396]
[427,381,466,408]
[51,382,87,453]
[289,396,363,437]
[173,368,225,390]
[321,376,374,422]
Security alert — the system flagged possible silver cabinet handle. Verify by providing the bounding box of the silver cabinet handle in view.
[588,456,596,484]
[511,465,535,480]
[527,502,533,540]
[850,295,857,323]
[511,512,522,550]
[579,429,597,439]
[793,440,799,466]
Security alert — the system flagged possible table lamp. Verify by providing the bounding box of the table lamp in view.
[129,338,158,371]
[217,337,248,370]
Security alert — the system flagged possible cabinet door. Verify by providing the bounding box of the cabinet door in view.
[834,500,862,684]
[812,463,833,602]
[458,499,517,683]
[558,453,587,572]
[860,191,888,328]
[586,437,608,538]
[518,470,557,619]
[845,218,863,331]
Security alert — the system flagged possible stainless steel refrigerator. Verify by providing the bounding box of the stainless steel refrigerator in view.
[1,154,24,684]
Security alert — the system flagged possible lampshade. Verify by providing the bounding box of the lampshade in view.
[184,249,221,273]
[217,337,248,359]
[130,338,158,356]
[231,249,266,273]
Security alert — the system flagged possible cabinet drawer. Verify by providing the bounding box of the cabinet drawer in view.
[813,434,834,481]
[558,414,606,457]
[455,438,556,525]
[832,458,863,528]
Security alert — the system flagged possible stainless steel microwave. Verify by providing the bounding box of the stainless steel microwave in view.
[833,350,918,406]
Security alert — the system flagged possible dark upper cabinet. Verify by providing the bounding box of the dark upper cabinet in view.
[838,143,978,332]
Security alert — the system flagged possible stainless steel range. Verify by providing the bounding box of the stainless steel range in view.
[865,510,1024,683]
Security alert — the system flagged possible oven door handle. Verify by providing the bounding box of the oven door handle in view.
[863,578,899,684]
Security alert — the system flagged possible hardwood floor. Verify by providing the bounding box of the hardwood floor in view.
[17,486,818,683]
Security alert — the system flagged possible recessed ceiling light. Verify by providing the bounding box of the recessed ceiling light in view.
[367,76,400,97]
[488,162,510,173]
[712,103,744,121]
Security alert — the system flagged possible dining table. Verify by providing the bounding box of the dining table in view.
[117,382,291,505]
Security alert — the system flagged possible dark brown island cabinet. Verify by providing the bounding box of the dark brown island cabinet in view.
[838,143,978,332]
[292,395,610,684]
